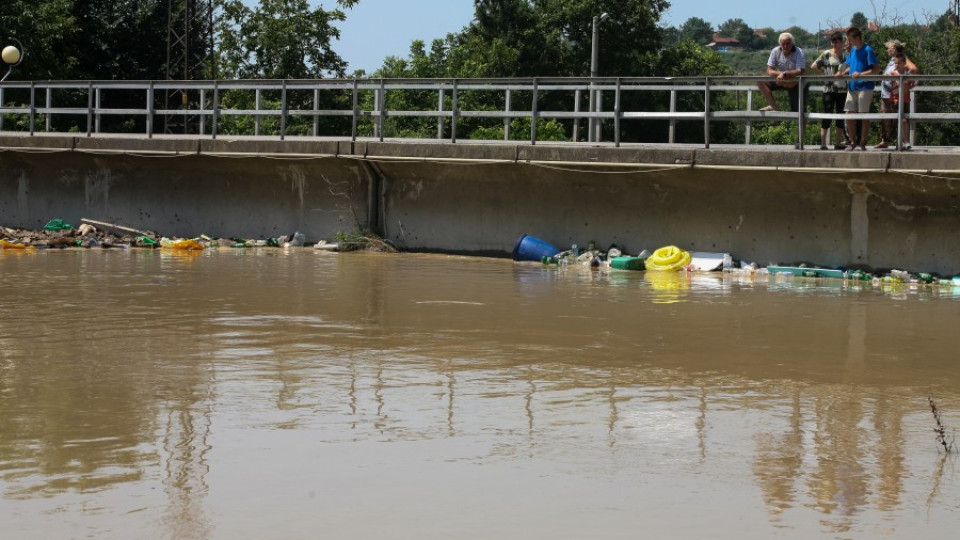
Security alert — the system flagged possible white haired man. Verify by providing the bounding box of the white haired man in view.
[758,32,806,112]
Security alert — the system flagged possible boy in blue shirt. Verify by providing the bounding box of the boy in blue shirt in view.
[841,27,879,151]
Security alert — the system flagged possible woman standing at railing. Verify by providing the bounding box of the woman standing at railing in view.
[888,53,917,150]
[811,32,850,150]
[876,40,918,149]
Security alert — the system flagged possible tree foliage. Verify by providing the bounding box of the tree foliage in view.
[680,17,714,46]
[216,0,358,79]
[718,18,753,43]
[851,12,869,32]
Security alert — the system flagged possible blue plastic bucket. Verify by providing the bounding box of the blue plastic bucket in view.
[512,235,560,261]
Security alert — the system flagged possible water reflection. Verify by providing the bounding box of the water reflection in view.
[2,251,960,538]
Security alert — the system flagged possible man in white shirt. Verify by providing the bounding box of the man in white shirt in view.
[757,32,806,112]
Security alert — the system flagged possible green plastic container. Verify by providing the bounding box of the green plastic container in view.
[610,256,645,271]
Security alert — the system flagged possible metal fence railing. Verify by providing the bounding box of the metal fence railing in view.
[0,75,952,151]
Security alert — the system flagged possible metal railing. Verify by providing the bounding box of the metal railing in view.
[0,75,952,150]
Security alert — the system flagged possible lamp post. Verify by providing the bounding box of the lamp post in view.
[2,38,24,82]
[589,13,609,142]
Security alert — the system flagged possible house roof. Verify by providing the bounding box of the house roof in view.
[711,33,741,44]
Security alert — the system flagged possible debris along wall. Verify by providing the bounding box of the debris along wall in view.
[0,144,372,242]
[378,159,960,275]
[3,134,960,275]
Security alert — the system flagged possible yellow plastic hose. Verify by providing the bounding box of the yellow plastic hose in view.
[645,245,691,271]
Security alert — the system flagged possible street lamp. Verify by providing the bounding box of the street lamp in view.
[2,38,24,82]
[589,13,610,142]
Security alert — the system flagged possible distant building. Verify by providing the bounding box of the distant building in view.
[706,33,745,53]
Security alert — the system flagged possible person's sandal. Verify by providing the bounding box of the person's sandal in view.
[874,140,889,149]
[759,105,775,112]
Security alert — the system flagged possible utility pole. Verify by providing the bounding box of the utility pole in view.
[165,0,215,134]
[589,13,610,143]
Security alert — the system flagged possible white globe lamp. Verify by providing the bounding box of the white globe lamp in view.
[1,45,20,65]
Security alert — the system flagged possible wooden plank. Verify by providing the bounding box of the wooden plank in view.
[80,218,152,238]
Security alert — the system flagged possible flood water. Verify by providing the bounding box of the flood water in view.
[1,249,959,539]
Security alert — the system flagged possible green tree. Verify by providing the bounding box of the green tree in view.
[0,0,82,80]
[718,18,753,43]
[850,12,869,32]
[750,27,777,50]
[680,17,714,46]
[786,26,815,49]
[216,0,358,79]
[69,1,170,80]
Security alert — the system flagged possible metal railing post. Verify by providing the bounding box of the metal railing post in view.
[614,78,621,147]
[588,78,596,142]
[280,80,288,140]
[531,78,539,144]
[703,77,710,148]
[573,88,581,143]
[146,82,155,137]
[797,76,805,150]
[86,82,93,136]
[504,88,512,141]
[593,83,603,142]
[45,87,52,132]
[746,89,753,145]
[0,87,4,132]
[377,79,385,142]
[313,88,320,137]
[351,78,359,142]
[896,74,904,151]
[437,87,445,139]
[668,88,677,144]
[199,88,206,136]
[254,88,262,136]
[451,79,459,143]
[212,81,219,139]
[29,82,35,135]
[95,87,102,134]
[909,86,916,147]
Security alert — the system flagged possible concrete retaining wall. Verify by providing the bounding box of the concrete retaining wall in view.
[2,134,960,274]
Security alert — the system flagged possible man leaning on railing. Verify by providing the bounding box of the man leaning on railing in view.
[757,32,806,112]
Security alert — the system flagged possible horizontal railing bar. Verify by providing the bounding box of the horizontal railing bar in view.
[0,76,955,147]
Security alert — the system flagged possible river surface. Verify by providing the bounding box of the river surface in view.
[1,249,959,539]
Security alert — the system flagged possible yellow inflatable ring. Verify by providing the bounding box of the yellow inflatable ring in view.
[645,245,691,271]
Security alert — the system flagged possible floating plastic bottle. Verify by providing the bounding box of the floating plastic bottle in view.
[285,231,306,247]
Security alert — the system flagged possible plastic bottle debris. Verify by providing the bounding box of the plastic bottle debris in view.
[571,244,579,257]
[160,238,205,250]
[576,251,595,265]
[889,269,911,282]
[284,231,306,248]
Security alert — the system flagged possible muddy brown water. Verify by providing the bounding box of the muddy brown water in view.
[1,249,959,539]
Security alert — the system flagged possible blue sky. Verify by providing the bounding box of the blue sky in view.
[331,0,951,73]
